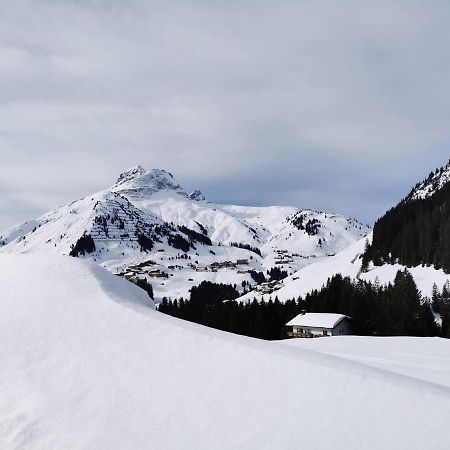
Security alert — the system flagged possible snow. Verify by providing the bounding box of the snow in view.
[286,313,347,328]
[280,336,450,388]
[0,219,40,246]
[1,253,450,449]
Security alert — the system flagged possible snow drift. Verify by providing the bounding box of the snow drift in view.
[1,254,449,449]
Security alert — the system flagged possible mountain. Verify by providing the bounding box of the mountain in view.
[0,166,369,301]
[1,252,449,449]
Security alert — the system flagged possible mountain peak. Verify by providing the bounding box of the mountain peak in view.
[115,165,147,187]
[112,167,188,198]
[189,190,206,201]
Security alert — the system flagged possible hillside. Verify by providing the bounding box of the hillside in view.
[0,166,369,301]
[238,234,450,303]
[1,253,449,449]
[363,158,450,272]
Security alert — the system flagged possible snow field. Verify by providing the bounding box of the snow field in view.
[1,254,449,449]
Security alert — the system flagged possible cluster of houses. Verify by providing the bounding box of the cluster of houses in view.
[146,269,168,278]
[122,268,168,279]
[210,259,248,269]
[117,259,170,280]
[185,259,251,273]
[121,257,252,280]
[254,279,284,295]
[274,249,294,265]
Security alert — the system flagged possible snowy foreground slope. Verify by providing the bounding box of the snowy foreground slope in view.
[280,336,450,388]
[1,254,450,449]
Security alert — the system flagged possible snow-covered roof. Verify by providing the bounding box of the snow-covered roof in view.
[286,313,348,329]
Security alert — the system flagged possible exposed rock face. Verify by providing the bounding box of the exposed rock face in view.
[112,167,188,198]
[189,190,206,201]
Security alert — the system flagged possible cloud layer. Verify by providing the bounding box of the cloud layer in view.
[1,0,450,230]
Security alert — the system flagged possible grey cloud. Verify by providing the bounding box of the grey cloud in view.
[1,0,450,230]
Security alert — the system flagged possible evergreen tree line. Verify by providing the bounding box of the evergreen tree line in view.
[229,242,262,256]
[158,270,443,340]
[138,234,154,252]
[362,179,450,273]
[132,277,154,299]
[178,225,212,246]
[69,233,96,257]
[249,267,289,284]
[291,215,322,236]
[266,267,288,281]
[431,281,450,338]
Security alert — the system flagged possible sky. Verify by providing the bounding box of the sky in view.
[1,0,450,231]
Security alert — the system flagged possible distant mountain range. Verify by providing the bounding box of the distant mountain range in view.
[0,166,369,301]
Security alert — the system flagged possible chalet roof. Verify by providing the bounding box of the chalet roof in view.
[286,313,348,329]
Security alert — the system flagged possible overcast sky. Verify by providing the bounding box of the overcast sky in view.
[1,0,450,230]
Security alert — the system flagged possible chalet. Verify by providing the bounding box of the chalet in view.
[147,269,168,278]
[222,261,236,268]
[209,261,237,270]
[286,313,351,338]
[236,259,249,265]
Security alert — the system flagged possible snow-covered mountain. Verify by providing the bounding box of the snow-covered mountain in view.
[0,166,369,301]
[1,253,449,449]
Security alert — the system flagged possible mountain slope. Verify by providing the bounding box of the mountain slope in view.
[363,158,450,273]
[239,234,450,303]
[408,158,450,201]
[0,166,369,301]
[1,253,449,449]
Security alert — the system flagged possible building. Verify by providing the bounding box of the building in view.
[254,280,284,295]
[236,259,249,265]
[286,313,351,338]
[147,269,168,278]
[209,261,237,270]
